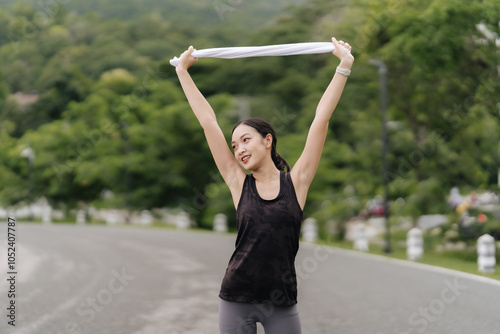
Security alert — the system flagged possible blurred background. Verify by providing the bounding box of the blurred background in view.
[0,0,499,264]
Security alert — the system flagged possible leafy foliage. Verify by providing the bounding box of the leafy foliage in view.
[0,0,498,233]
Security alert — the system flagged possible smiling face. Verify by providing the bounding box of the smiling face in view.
[231,124,272,171]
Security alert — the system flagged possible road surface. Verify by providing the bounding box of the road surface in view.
[0,223,499,333]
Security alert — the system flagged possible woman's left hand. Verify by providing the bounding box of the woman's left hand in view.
[331,37,354,68]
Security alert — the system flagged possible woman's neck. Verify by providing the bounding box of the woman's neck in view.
[251,161,281,182]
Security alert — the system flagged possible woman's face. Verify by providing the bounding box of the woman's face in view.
[231,124,272,170]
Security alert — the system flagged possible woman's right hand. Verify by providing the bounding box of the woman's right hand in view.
[176,46,198,72]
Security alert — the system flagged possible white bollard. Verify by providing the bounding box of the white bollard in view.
[213,213,228,232]
[176,212,190,229]
[140,210,153,225]
[302,218,318,243]
[106,211,118,225]
[42,206,52,225]
[354,222,369,251]
[477,234,496,273]
[76,210,86,225]
[407,227,423,260]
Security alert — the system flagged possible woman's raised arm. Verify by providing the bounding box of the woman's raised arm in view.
[175,47,246,204]
[291,37,354,209]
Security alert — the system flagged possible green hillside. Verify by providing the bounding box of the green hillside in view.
[14,0,306,32]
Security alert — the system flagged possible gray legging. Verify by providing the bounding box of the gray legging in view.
[219,298,301,334]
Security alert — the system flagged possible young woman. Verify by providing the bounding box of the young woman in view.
[175,37,354,334]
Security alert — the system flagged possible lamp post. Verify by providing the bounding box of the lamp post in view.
[121,120,131,223]
[21,146,36,220]
[369,59,391,254]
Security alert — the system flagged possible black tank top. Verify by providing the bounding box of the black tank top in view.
[219,171,303,305]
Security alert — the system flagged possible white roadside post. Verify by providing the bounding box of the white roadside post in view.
[354,222,369,251]
[176,211,190,229]
[42,205,52,225]
[213,213,228,232]
[76,210,86,225]
[477,234,496,273]
[140,210,153,225]
[302,218,318,243]
[407,227,423,260]
[106,210,118,225]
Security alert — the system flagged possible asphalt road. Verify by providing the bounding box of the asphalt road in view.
[0,223,499,334]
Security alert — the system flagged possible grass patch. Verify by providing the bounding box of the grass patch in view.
[320,237,500,281]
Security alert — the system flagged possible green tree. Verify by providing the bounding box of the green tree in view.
[0,132,26,206]
[0,0,498,231]
[343,0,500,221]
[0,66,7,100]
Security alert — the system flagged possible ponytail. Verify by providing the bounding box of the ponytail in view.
[272,150,290,172]
[232,118,290,172]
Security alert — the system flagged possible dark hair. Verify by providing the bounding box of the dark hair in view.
[232,118,290,172]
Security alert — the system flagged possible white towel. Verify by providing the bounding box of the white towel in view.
[170,42,335,67]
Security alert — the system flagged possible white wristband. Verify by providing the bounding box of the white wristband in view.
[336,66,351,77]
